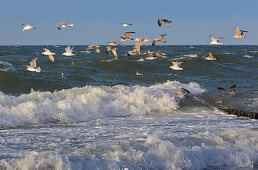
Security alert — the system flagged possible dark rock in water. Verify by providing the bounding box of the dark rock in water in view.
[220,108,258,119]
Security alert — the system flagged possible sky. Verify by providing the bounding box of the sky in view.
[0,0,257,45]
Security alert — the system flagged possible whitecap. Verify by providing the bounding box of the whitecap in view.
[0,81,205,127]
[243,55,253,58]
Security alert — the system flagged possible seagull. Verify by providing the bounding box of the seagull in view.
[57,22,74,30]
[105,46,118,58]
[108,41,121,46]
[120,32,136,41]
[42,48,56,62]
[233,27,248,39]
[26,56,41,72]
[209,35,223,45]
[62,45,75,56]
[169,61,184,70]
[153,50,167,57]
[136,72,143,76]
[134,37,149,55]
[152,34,167,46]
[177,88,190,97]
[21,24,37,31]
[122,23,133,27]
[126,49,138,56]
[30,88,37,93]
[157,19,172,28]
[61,73,65,79]
[217,84,236,95]
[85,45,100,54]
[205,52,217,60]
[145,49,157,60]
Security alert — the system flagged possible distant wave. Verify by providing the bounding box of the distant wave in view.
[0,81,205,127]
[0,60,16,72]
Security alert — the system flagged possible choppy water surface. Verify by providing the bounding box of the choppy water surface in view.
[0,45,257,169]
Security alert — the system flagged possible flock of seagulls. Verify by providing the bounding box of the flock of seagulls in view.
[21,20,245,96]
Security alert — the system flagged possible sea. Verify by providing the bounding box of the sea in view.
[0,45,257,169]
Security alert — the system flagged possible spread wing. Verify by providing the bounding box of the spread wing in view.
[157,19,163,26]
[43,48,50,53]
[157,34,166,41]
[124,32,135,38]
[146,49,153,57]
[30,56,39,67]
[111,48,117,58]
[105,46,111,55]
[229,84,236,91]
[48,55,55,62]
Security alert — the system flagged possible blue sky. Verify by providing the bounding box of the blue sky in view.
[0,0,257,45]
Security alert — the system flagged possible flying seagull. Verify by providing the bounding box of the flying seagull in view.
[62,45,75,56]
[136,72,143,76]
[233,27,248,39]
[134,37,149,55]
[42,48,56,62]
[26,56,41,72]
[108,41,121,46]
[120,32,136,41]
[205,52,217,61]
[126,49,138,56]
[152,34,167,46]
[157,19,172,28]
[57,22,74,30]
[21,24,37,31]
[122,23,133,27]
[169,61,184,70]
[105,46,118,58]
[85,45,100,54]
[177,88,190,97]
[217,84,236,95]
[153,50,167,57]
[209,35,223,45]
[145,49,157,60]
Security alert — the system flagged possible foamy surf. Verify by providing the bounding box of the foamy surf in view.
[0,81,204,128]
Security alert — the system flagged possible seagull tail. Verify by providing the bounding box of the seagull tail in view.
[68,24,74,27]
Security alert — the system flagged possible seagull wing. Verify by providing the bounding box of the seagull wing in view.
[229,84,236,91]
[111,48,118,58]
[217,87,227,91]
[43,48,50,53]
[146,49,153,57]
[105,46,111,55]
[157,19,163,26]
[157,34,166,41]
[48,55,55,62]
[181,88,190,93]
[30,56,38,67]
[124,32,135,38]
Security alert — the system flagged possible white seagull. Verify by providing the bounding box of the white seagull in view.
[42,48,56,62]
[122,23,133,27]
[57,22,74,30]
[205,52,217,61]
[26,56,41,72]
[21,24,37,31]
[62,45,75,56]
[145,49,157,60]
[169,61,184,70]
[209,35,223,45]
[233,27,248,39]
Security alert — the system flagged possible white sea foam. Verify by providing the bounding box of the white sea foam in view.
[0,81,205,127]
[0,126,257,169]
[172,54,198,60]
[243,55,253,58]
